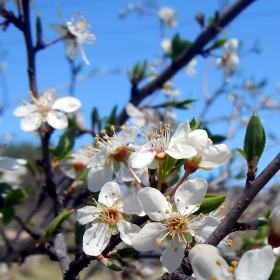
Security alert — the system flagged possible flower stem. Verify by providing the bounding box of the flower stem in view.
[168,170,190,199]
[129,168,147,188]
[156,160,164,191]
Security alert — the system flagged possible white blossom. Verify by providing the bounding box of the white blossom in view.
[0,145,27,171]
[77,182,141,256]
[158,7,177,27]
[13,89,81,132]
[129,120,197,169]
[268,200,280,247]
[50,5,96,65]
[216,39,239,81]
[189,244,275,280]
[132,179,220,272]
[186,59,197,77]
[87,125,142,192]
[161,38,171,53]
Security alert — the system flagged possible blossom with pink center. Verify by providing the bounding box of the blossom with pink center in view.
[132,179,219,272]
[77,181,142,256]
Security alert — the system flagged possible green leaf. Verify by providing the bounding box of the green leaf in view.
[236,148,248,160]
[193,194,226,215]
[167,33,192,60]
[4,188,26,206]
[189,118,202,130]
[52,125,77,159]
[269,257,280,280]
[0,182,13,195]
[76,167,91,183]
[210,37,227,50]
[0,206,15,225]
[44,209,74,240]
[115,247,138,258]
[91,107,100,129]
[36,12,42,44]
[243,111,266,165]
[107,261,122,272]
[151,99,197,110]
[104,105,117,131]
[162,155,184,180]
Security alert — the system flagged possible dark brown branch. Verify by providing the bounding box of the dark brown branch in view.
[117,0,256,126]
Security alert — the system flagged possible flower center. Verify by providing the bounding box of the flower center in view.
[72,162,85,171]
[165,213,188,235]
[100,207,121,225]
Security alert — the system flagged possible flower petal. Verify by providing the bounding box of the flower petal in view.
[46,111,68,129]
[235,245,275,280]
[170,120,191,144]
[0,157,27,170]
[65,39,77,60]
[189,248,230,280]
[184,130,208,155]
[160,241,185,272]
[20,113,42,131]
[132,222,166,251]
[199,144,230,168]
[175,178,208,215]
[123,194,144,216]
[112,126,139,147]
[126,103,144,118]
[78,44,90,65]
[98,181,121,206]
[87,164,113,192]
[50,23,68,36]
[52,96,81,113]
[77,206,99,225]
[87,148,108,168]
[137,187,170,221]
[83,223,110,256]
[13,104,37,117]
[129,148,155,169]
[117,220,141,245]
[166,142,197,159]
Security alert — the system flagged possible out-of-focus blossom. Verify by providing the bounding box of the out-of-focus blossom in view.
[77,182,141,256]
[161,38,171,53]
[50,5,96,65]
[162,80,181,96]
[189,244,275,280]
[268,201,280,248]
[216,39,239,81]
[186,59,197,77]
[13,89,81,131]
[158,7,177,27]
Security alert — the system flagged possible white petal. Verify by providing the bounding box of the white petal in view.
[170,120,191,143]
[199,144,230,168]
[189,244,220,260]
[161,241,185,272]
[123,194,143,216]
[13,104,37,117]
[77,206,99,225]
[117,220,141,245]
[166,142,197,159]
[224,38,238,53]
[87,148,108,168]
[83,223,111,256]
[126,103,145,118]
[235,245,275,280]
[216,57,224,69]
[65,39,77,60]
[184,130,208,155]
[0,157,27,170]
[20,113,42,131]
[46,111,68,129]
[87,164,113,192]
[114,162,133,181]
[189,249,230,280]
[175,178,208,215]
[50,23,68,36]
[52,96,81,113]
[129,149,155,169]
[137,187,170,221]
[112,126,139,147]
[190,216,220,243]
[98,181,121,206]
[78,44,90,65]
[132,222,166,251]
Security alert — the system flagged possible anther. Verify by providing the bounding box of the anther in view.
[157,210,161,213]
[174,247,178,252]
[165,209,170,214]
[156,240,162,245]
[166,196,170,201]
[231,260,238,267]
[227,266,234,273]
[216,260,221,266]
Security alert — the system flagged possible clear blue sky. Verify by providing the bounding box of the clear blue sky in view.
[0,0,280,182]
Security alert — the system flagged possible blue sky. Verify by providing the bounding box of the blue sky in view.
[0,0,280,184]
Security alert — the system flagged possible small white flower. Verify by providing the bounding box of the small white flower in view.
[186,59,197,77]
[268,201,280,248]
[132,179,220,272]
[216,39,239,81]
[158,7,177,27]
[13,89,81,131]
[161,38,171,53]
[77,182,141,256]
[129,120,197,169]
[162,80,181,96]
[50,6,96,65]
[87,125,141,192]
[189,244,275,280]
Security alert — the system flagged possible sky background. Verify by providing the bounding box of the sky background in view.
[0,0,280,186]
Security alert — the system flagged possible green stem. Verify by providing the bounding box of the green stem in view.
[157,160,164,191]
